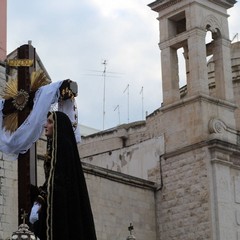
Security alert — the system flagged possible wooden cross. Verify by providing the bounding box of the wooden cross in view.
[3,43,77,224]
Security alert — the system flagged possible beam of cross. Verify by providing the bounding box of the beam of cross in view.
[3,43,77,224]
[17,43,35,224]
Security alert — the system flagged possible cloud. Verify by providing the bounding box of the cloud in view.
[6,0,240,130]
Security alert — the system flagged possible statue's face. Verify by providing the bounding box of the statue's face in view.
[44,114,54,138]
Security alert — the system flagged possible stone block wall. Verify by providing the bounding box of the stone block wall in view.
[156,147,211,240]
[0,154,18,240]
[0,63,18,239]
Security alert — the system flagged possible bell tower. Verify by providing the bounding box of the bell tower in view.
[148,0,238,155]
[149,0,236,105]
[0,0,7,61]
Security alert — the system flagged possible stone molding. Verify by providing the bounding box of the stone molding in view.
[149,0,236,12]
[147,93,237,120]
[209,0,236,9]
[209,140,240,167]
[159,28,206,50]
[82,162,157,190]
[160,93,236,113]
[164,139,240,160]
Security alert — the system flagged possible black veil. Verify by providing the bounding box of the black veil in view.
[45,111,97,239]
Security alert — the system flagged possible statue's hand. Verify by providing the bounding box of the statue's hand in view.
[29,202,41,224]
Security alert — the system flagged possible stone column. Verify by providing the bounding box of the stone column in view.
[213,37,234,102]
[161,46,180,105]
[187,29,209,96]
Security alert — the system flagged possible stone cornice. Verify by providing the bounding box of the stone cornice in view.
[148,0,183,12]
[159,93,236,114]
[209,0,236,9]
[209,140,240,168]
[159,28,206,50]
[164,139,240,160]
[149,0,236,13]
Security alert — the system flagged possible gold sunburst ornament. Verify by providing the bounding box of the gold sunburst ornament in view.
[12,89,29,111]
[0,70,50,133]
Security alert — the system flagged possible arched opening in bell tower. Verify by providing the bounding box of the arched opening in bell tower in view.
[205,24,231,100]
[206,30,213,62]
[206,29,215,96]
[177,47,187,89]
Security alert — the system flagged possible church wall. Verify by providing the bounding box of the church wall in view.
[84,165,157,240]
[77,79,238,240]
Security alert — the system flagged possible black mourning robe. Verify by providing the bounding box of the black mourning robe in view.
[33,111,97,240]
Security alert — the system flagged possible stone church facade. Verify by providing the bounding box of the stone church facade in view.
[1,0,240,239]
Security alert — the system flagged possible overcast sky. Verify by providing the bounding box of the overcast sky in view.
[7,0,240,131]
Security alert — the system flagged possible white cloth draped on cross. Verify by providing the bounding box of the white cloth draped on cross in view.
[0,81,80,160]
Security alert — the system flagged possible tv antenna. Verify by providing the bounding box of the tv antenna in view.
[123,84,130,123]
[232,33,239,43]
[81,61,123,130]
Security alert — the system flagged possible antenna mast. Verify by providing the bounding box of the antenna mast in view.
[123,84,130,123]
[102,60,107,130]
[140,86,144,120]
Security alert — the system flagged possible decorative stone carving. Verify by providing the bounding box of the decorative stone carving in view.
[208,118,227,133]
[202,15,222,34]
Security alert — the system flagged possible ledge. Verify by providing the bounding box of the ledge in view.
[164,139,240,159]
[82,162,157,191]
